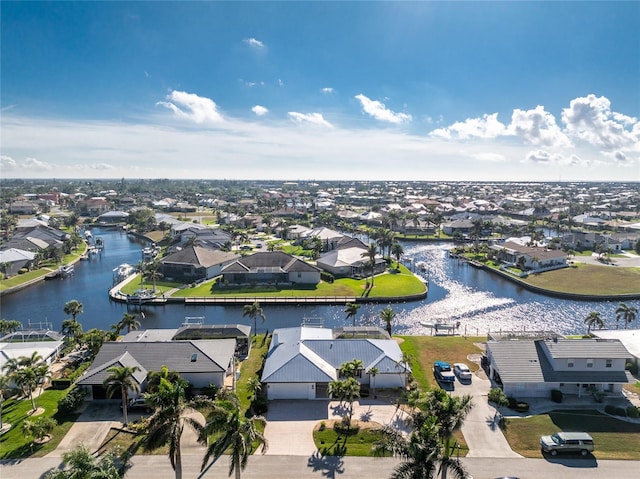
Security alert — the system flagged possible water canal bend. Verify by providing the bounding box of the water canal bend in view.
[0,229,631,336]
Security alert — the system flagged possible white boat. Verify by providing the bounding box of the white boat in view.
[59,264,74,277]
[84,230,92,239]
[126,289,157,304]
[416,261,428,272]
[113,263,136,283]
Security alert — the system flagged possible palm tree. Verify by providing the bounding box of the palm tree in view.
[61,318,83,343]
[380,307,396,336]
[103,365,141,426]
[369,367,379,398]
[361,242,378,287]
[63,300,83,321]
[584,311,605,335]
[0,374,9,430]
[22,416,56,445]
[343,302,361,327]
[391,243,404,267]
[144,259,164,292]
[616,303,638,330]
[199,395,268,479]
[242,301,266,338]
[118,313,141,334]
[144,379,214,479]
[0,319,22,335]
[44,444,124,479]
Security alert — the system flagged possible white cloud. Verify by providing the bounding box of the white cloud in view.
[244,37,264,48]
[278,79,284,87]
[431,113,507,139]
[0,155,17,170]
[252,105,268,116]
[239,79,265,88]
[509,105,572,148]
[287,112,333,128]
[89,163,115,170]
[156,90,224,124]
[23,157,54,170]
[354,94,412,124]
[562,94,640,151]
[321,87,334,94]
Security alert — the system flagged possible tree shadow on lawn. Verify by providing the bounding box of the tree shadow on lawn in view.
[549,410,640,433]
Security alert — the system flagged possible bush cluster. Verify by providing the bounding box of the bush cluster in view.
[551,389,563,403]
[57,387,87,417]
[488,387,509,406]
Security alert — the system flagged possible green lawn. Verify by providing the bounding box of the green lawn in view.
[523,263,640,295]
[170,264,425,300]
[0,389,79,459]
[313,422,388,456]
[502,409,640,459]
[398,336,484,390]
[236,334,270,413]
[119,275,180,295]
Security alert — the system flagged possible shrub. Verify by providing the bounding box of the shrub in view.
[51,379,72,390]
[252,395,268,415]
[515,402,530,412]
[614,406,627,417]
[551,389,563,403]
[507,397,517,409]
[604,404,616,415]
[627,406,639,418]
[57,387,87,417]
[320,272,334,283]
[488,388,509,407]
[626,361,639,375]
[319,421,326,431]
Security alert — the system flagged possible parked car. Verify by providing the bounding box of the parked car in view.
[540,432,594,456]
[434,361,455,383]
[121,397,152,413]
[453,363,472,382]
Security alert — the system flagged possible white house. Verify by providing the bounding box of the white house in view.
[261,326,410,400]
[490,241,567,272]
[486,336,631,398]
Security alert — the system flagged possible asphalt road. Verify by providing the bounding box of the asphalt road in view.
[2,455,638,479]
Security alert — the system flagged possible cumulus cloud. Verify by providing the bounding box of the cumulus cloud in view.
[156,90,224,124]
[354,94,412,124]
[89,163,115,170]
[524,149,560,163]
[1,155,17,169]
[252,105,268,116]
[244,37,264,48]
[287,112,333,128]
[562,94,640,151]
[431,113,507,139]
[509,105,572,148]
[23,157,54,170]
[321,87,334,94]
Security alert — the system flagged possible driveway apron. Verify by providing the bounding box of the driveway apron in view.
[453,375,522,458]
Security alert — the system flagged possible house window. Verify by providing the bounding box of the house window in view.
[297,273,301,278]
[587,359,593,368]
[567,359,574,368]
[606,359,612,368]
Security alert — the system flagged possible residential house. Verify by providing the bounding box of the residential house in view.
[486,335,631,398]
[442,219,474,236]
[76,339,236,400]
[261,326,410,400]
[159,245,239,282]
[316,245,386,278]
[9,201,40,215]
[97,211,130,224]
[0,248,36,277]
[490,241,567,271]
[220,251,321,286]
[78,197,111,216]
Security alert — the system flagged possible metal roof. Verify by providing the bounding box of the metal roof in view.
[541,338,631,359]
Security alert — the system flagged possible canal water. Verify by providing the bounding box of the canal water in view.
[0,228,631,336]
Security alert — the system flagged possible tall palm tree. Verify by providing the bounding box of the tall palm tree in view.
[584,311,605,335]
[144,379,213,479]
[63,300,83,321]
[616,303,638,330]
[0,319,22,335]
[369,367,379,398]
[118,313,141,334]
[380,307,396,336]
[361,242,378,286]
[343,302,361,327]
[199,395,268,479]
[242,301,266,337]
[391,242,404,267]
[61,318,83,343]
[103,365,141,426]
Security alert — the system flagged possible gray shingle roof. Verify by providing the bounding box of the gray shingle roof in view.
[542,338,631,359]
[78,340,235,385]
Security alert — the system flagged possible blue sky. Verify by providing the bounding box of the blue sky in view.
[1,1,639,181]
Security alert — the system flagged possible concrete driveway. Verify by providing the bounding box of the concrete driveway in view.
[264,399,409,456]
[264,400,329,455]
[452,372,522,458]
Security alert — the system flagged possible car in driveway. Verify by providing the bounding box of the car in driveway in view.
[540,431,594,456]
[453,363,472,382]
[434,361,455,384]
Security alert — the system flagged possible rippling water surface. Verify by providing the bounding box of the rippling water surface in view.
[1,232,634,336]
